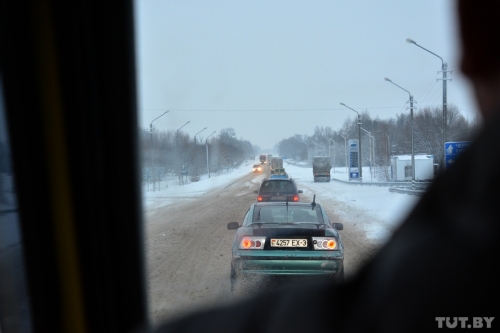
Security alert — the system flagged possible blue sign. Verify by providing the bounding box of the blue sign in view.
[444,141,473,169]
[348,139,360,180]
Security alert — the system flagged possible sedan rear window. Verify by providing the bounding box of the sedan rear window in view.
[260,180,295,194]
[253,206,323,224]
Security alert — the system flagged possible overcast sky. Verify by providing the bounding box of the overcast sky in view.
[134,0,476,151]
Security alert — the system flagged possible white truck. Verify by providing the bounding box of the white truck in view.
[270,157,283,173]
[313,156,331,182]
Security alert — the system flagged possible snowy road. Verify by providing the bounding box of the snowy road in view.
[143,160,420,326]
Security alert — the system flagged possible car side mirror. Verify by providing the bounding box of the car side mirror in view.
[298,190,303,193]
[332,223,343,230]
[227,222,240,230]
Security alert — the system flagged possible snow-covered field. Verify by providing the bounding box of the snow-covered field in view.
[142,159,420,242]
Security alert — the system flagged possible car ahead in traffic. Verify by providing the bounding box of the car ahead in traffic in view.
[252,164,263,173]
[227,199,344,291]
[269,174,288,179]
[253,178,302,202]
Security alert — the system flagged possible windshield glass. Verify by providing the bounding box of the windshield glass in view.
[135,0,477,327]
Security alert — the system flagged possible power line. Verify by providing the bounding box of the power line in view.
[416,74,440,102]
[141,106,410,112]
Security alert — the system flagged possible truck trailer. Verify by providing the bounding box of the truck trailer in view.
[270,157,283,173]
[313,156,331,182]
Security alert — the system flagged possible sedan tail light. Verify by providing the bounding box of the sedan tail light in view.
[293,195,299,202]
[257,195,263,202]
[312,237,339,250]
[239,237,266,250]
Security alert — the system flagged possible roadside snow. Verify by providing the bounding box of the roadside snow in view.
[142,160,265,211]
[284,162,419,241]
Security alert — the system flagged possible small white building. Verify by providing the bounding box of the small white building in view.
[390,154,434,181]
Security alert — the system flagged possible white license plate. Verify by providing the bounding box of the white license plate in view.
[270,239,307,247]
[271,196,286,200]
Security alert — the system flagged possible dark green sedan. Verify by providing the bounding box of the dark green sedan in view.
[227,200,344,291]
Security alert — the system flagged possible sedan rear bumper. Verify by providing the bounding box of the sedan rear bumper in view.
[233,257,343,276]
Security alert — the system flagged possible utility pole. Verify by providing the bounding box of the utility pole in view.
[406,38,451,171]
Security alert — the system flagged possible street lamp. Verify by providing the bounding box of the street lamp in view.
[385,133,390,157]
[406,38,449,170]
[385,133,391,175]
[340,134,348,173]
[328,137,336,173]
[385,77,415,189]
[193,127,207,181]
[205,131,216,178]
[193,127,207,145]
[176,121,190,133]
[311,141,318,155]
[176,121,190,184]
[150,110,169,143]
[360,127,374,182]
[148,110,169,191]
[301,139,309,163]
[340,103,362,180]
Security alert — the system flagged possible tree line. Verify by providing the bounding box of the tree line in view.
[277,105,480,180]
[140,127,256,182]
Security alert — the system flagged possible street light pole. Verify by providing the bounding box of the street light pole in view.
[311,141,318,155]
[205,131,216,178]
[385,77,415,189]
[385,133,392,181]
[301,140,309,163]
[340,134,348,173]
[406,38,450,171]
[148,110,169,191]
[328,138,336,173]
[150,110,169,143]
[360,127,373,182]
[385,133,390,157]
[193,127,207,181]
[176,121,190,184]
[340,103,362,180]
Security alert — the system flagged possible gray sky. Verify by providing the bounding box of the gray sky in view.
[135,0,476,151]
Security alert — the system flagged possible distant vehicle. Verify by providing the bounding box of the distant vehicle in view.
[259,154,266,164]
[270,157,283,173]
[313,156,331,182]
[227,200,344,291]
[269,174,288,179]
[254,178,302,202]
[252,164,262,173]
